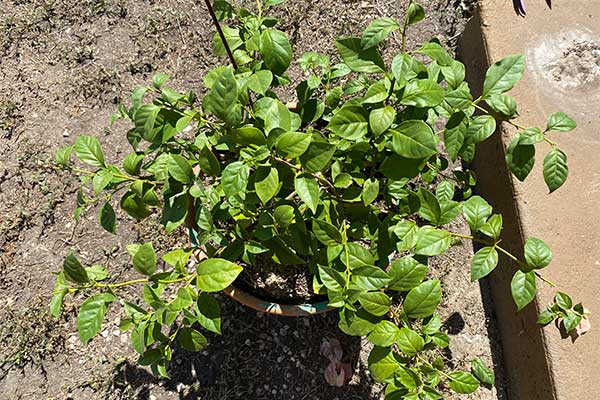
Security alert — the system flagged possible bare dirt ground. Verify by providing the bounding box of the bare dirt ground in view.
[0,1,505,399]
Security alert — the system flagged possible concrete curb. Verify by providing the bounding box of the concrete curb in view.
[460,1,600,399]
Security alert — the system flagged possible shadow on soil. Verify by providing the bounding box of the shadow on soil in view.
[105,296,374,400]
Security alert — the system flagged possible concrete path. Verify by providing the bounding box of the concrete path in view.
[461,1,600,399]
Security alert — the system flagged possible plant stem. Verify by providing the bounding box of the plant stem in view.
[203,0,238,69]
[449,231,558,288]
[386,0,413,103]
[472,101,557,149]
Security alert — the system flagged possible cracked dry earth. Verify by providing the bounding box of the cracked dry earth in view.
[0,0,504,399]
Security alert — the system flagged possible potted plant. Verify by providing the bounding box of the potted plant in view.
[51,0,587,397]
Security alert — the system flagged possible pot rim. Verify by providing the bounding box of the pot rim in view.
[188,228,334,317]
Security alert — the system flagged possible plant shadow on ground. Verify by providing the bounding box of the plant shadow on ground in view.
[106,296,374,400]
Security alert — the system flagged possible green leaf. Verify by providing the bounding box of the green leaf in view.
[444,112,467,162]
[248,70,274,94]
[414,227,451,256]
[171,287,193,311]
[120,191,151,220]
[546,112,576,132]
[55,145,72,166]
[470,246,498,281]
[543,149,568,193]
[358,292,391,316]
[465,115,496,145]
[338,308,380,336]
[294,174,320,214]
[423,314,442,335]
[418,188,441,225]
[123,152,144,175]
[518,127,544,145]
[92,169,113,194]
[391,120,437,159]
[133,243,156,276]
[511,270,536,311]
[436,181,455,202]
[168,154,194,183]
[343,242,375,269]
[196,258,243,292]
[221,161,249,199]
[50,284,68,318]
[394,220,419,252]
[260,29,293,75]
[388,256,427,291]
[134,104,160,143]
[441,60,466,89]
[162,194,187,233]
[524,237,552,269]
[152,72,170,89]
[254,167,280,205]
[362,178,379,205]
[418,41,452,66]
[368,346,400,382]
[163,249,192,270]
[369,106,396,136]
[312,219,343,246]
[537,308,556,325]
[264,0,286,7]
[326,104,369,140]
[196,293,221,334]
[362,81,388,104]
[400,79,445,108]
[203,66,240,126]
[396,327,424,355]
[463,195,492,231]
[506,137,535,181]
[254,97,293,133]
[406,2,425,25]
[63,253,89,284]
[74,135,105,167]
[563,311,582,333]
[403,280,442,318]
[471,358,495,385]
[431,332,449,348]
[351,266,391,290]
[368,320,400,347]
[485,94,517,117]
[77,293,115,343]
[85,265,109,281]
[99,202,116,234]
[276,132,312,158]
[480,214,503,240]
[483,54,525,97]
[300,142,336,172]
[178,327,208,352]
[198,146,221,176]
[336,37,385,73]
[318,266,346,292]
[361,17,400,49]
[273,205,294,227]
[555,292,573,311]
[448,371,480,394]
[233,126,267,146]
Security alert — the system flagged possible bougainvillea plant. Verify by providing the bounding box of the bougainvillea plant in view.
[51,0,587,397]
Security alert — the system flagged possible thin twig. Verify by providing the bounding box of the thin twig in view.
[203,0,238,69]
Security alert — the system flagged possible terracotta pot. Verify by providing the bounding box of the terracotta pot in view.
[187,227,333,317]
